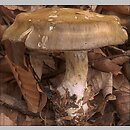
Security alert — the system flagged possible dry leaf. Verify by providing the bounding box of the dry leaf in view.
[0,113,17,126]
[0,56,12,73]
[113,74,130,92]
[22,116,43,126]
[0,93,27,113]
[88,103,116,126]
[0,6,15,23]
[29,53,56,79]
[0,24,7,40]
[5,55,47,113]
[4,5,44,12]
[43,54,56,70]
[86,93,107,120]
[111,56,129,65]
[113,74,130,124]
[83,85,93,104]
[114,91,130,124]
[88,49,122,75]
[0,106,18,126]
[123,61,130,81]
[4,41,26,68]
[29,53,44,79]
[88,67,113,98]
[101,5,130,15]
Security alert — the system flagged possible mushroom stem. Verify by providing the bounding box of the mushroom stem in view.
[55,50,88,125]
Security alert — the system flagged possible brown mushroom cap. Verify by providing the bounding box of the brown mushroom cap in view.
[2,8,128,51]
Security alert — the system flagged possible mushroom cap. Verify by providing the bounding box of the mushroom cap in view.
[2,8,128,51]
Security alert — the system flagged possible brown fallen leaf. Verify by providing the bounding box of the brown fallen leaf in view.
[113,74,130,124]
[4,41,26,68]
[88,67,113,98]
[5,55,47,113]
[114,91,130,125]
[101,5,130,15]
[107,46,126,54]
[88,102,116,126]
[0,6,15,24]
[4,5,44,13]
[123,61,130,81]
[0,93,27,113]
[111,56,130,65]
[42,54,56,70]
[0,56,23,101]
[22,116,43,126]
[86,92,107,120]
[0,24,7,41]
[0,106,18,126]
[113,74,130,92]
[29,52,44,79]
[88,49,122,75]
[0,113,17,126]
[0,72,14,86]
[0,56,12,73]
[83,85,93,104]
[29,53,56,79]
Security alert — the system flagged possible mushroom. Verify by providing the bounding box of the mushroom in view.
[2,8,128,125]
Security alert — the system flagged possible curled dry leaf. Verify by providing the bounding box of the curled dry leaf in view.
[0,73,12,94]
[4,5,44,13]
[0,24,7,41]
[0,93,27,113]
[0,106,18,126]
[123,61,130,81]
[88,49,122,75]
[113,74,130,92]
[0,56,23,100]
[83,85,93,104]
[5,55,47,113]
[0,72,14,86]
[29,53,56,79]
[29,53,44,79]
[4,41,26,68]
[42,54,56,70]
[0,6,15,24]
[0,73,23,101]
[22,116,42,126]
[0,113,17,126]
[86,93,107,120]
[107,46,126,55]
[88,67,113,98]
[88,103,116,126]
[111,56,130,65]
[101,5,130,15]
[0,56,12,73]
[113,74,130,124]
[114,91,130,125]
